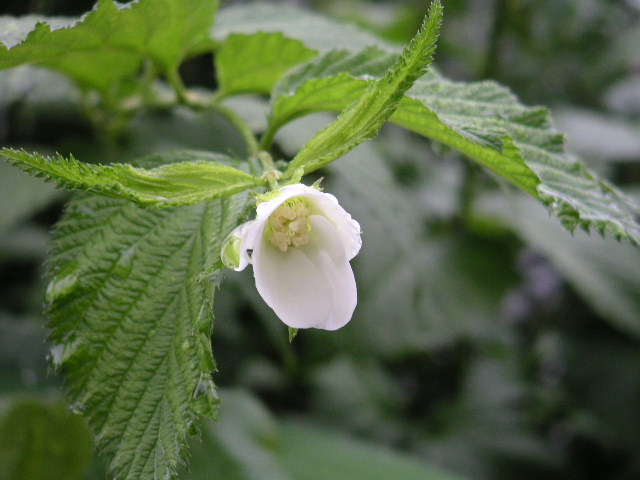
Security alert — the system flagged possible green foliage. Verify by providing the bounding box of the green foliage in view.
[483,194,640,339]
[0,0,218,92]
[269,48,396,127]
[279,422,471,480]
[216,33,316,96]
[0,398,94,480]
[267,47,640,243]
[46,168,247,478]
[396,77,640,243]
[282,0,442,176]
[214,2,389,53]
[219,2,640,243]
[2,149,263,207]
[187,390,471,480]
[1,1,640,480]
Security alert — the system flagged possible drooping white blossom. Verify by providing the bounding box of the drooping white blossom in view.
[222,184,361,330]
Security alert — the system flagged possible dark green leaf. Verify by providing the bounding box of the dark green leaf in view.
[47,180,247,478]
[280,421,471,480]
[187,389,472,480]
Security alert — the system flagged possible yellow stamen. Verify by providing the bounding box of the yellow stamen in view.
[265,197,311,251]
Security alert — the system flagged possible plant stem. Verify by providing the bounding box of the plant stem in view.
[259,122,279,152]
[211,103,260,159]
[166,70,260,160]
[257,152,279,190]
[166,68,189,104]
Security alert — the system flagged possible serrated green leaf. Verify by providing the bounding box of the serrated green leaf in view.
[282,0,442,177]
[216,32,317,96]
[270,48,396,130]
[0,0,218,92]
[1,149,263,207]
[47,179,248,479]
[270,48,536,193]
[393,74,640,244]
[214,1,640,244]
[268,48,640,244]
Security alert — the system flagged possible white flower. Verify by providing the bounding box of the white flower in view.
[222,184,361,330]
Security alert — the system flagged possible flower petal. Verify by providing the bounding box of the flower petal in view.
[303,215,358,329]
[253,215,357,330]
[221,218,264,271]
[257,184,362,261]
[307,190,362,261]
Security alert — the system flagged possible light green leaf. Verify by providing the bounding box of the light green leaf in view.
[270,48,539,196]
[269,48,396,131]
[0,0,218,92]
[401,76,640,243]
[216,32,317,96]
[47,175,248,478]
[282,0,442,177]
[1,149,263,207]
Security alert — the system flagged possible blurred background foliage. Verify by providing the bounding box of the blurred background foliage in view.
[1,0,639,479]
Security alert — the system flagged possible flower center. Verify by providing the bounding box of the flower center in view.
[265,197,311,252]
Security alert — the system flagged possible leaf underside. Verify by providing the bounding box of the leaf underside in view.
[47,182,247,479]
